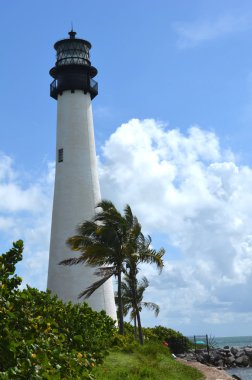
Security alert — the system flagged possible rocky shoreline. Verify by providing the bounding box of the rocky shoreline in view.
[177,345,252,370]
[177,358,237,380]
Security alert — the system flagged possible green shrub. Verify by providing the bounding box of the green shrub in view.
[0,241,116,379]
[112,332,139,353]
[137,341,170,357]
[142,326,192,354]
[123,322,135,336]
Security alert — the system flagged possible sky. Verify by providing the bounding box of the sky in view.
[1,0,252,337]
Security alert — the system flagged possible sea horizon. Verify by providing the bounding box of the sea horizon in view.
[206,336,252,380]
[214,335,252,348]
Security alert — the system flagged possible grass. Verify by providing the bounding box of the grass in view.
[93,343,203,380]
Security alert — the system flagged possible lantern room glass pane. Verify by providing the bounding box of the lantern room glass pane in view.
[56,41,90,66]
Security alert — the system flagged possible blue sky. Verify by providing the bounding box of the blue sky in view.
[1,0,252,337]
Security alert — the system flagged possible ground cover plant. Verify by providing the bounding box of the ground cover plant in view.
[0,241,115,379]
[142,325,192,354]
[93,342,203,380]
[1,241,201,379]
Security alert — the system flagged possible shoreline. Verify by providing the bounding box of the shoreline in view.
[178,358,234,380]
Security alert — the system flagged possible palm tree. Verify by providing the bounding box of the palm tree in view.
[60,200,130,335]
[123,237,163,345]
[60,200,165,337]
[122,208,164,344]
[116,274,160,343]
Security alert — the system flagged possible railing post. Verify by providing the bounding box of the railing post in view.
[206,334,210,362]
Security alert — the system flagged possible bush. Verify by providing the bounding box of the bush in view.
[0,241,116,379]
[142,325,192,354]
[111,332,139,353]
[137,341,170,357]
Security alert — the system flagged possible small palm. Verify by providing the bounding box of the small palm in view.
[60,200,165,338]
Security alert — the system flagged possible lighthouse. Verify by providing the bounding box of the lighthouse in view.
[47,30,117,320]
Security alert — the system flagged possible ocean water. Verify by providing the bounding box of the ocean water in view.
[226,367,252,380]
[214,336,252,349]
[214,336,252,380]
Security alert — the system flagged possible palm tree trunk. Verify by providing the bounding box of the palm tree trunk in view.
[134,315,137,340]
[130,268,144,344]
[117,269,124,335]
[135,306,144,345]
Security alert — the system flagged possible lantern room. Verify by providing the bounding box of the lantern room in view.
[49,30,98,100]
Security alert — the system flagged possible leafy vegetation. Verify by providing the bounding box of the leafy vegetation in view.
[115,274,160,343]
[93,342,203,380]
[0,242,201,379]
[60,200,164,340]
[142,325,193,354]
[0,241,115,379]
[119,213,164,344]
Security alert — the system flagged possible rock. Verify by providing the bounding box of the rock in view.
[178,345,252,368]
[177,353,186,358]
[231,347,238,356]
[244,348,252,357]
[235,354,249,366]
[216,360,224,367]
[219,348,232,357]
[235,350,245,358]
[226,356,236,366]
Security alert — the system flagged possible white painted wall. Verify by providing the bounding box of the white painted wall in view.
[47,90,117,320]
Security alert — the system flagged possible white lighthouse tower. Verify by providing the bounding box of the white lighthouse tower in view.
[47,30,117,320]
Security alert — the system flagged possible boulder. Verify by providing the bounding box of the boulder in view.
[235,354,249,366]
[244,348,252,357]
[178,345,252,368]
[231,347,238,356]
[219,348,232,357]
[225,356,236,366]
[235,349,245,358]
[216,359,224,367]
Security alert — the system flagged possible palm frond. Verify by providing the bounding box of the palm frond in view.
[67,234,94,251]
[94,266,117,277]
[59,257,85,266]
[138,276,149,292]
[77,221,99,238]
[139,248,165,273]
[82,245,115,265]
[124,204,134,227]
[78,271,114,299]
[141,301,160,316]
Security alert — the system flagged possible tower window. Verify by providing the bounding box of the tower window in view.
[58,148,63,162]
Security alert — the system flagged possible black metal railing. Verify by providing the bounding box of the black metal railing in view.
[50,79,57,99]
[50,78,98,100]
[188,335,210,361]
[166,336,191,354]
[90,78,98,93]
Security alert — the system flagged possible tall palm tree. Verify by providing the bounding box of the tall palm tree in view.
[60,200,165,337]
[122,207,164,343]
[123,237,163,345]
[60,200,129,335]
[116,274,160,343]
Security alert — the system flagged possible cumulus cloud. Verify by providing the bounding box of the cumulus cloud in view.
[99,119,252,333]
[174,13,251,48]
[0,152,54,289]
[1,118,252,335]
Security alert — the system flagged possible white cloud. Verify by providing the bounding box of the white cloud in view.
[0,152,54,289]
[99,118,252,334]
[174,13,251,48]
[1,118,252,335]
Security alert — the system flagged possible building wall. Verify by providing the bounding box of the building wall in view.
[47,90,117,320]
